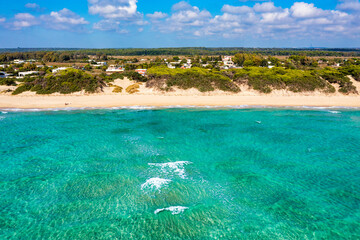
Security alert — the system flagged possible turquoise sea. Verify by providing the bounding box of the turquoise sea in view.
[0,107,360,239]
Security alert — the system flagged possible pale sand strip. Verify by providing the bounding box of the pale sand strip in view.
[0,94,359,109]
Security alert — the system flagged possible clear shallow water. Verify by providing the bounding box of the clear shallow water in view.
[0,108,360,239]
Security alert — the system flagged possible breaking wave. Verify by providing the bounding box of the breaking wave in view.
[148,161,192,179]
[154,206,189,215]
[141,177,172,192]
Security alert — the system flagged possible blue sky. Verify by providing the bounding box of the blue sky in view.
[0,0,359,48]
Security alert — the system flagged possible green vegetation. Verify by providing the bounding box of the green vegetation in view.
[126,84,140,94]
[1,48,360,59]
[227,67,335,93]
[112,86,123,93]
[0,78,17,86]
[147,65,359,94]
[102,71,147,83]
[317,67,357,94]
[340,65,360,81]
[147,66,240,93]
[12,69,104,95]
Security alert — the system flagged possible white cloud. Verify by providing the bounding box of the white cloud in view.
[222,5,252,14]
[9,13,39,30]
[337,0,360,11]
[146,11,168,20]
[40,8,89,31]
[89,0,146,33]
[93,19,129,33]
[25,3,40,9]
[290,2,325,18]
[172,1,193,11]
[88,0,140,19]
[0,17,5,23]
[150,1,360,40]
[261,9,290,23]
[254,2,279,13]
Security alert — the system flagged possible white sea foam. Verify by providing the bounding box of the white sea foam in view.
[1,111,8,114]
[154,206,189,215]
[329,110,341,114]
[0,105,359,112]
[141,178,171,192]
[0,116,5,121]
[148,161,192,179]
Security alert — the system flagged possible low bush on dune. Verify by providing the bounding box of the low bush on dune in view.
[12,69,105,95]
[227,67,336,93]
[317,67,357,94]
[104,71,147,83]
[0,78,17,86]
[340,65,360,81]
[112,86,123,93]
[147,66,240,93]
[126,84,140,94]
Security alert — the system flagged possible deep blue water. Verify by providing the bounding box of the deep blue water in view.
[0,108,360,239]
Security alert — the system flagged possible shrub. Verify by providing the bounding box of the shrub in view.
[229,67,335,93]
[317,67,357,94]
[0,78,16,86]
[12,69,104,95]
[12,84,32,95]
[126,84,140,94]
[113,86,123,93]
[147,66,240,93]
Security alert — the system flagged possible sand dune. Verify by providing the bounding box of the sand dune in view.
[0,78,359,109]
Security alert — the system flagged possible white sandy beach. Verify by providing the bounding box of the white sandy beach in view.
[1,78,360,109]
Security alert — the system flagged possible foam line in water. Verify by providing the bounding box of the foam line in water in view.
[148,161,192,179]
[1,105,359,113]
[141,178,171,192]
[154,206,189,215]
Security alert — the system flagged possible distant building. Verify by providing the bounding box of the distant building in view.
[135,69,147,76]
[223,56,232,62]
[167,64,176,69]
[13,59,25,64]
[92,62,107,67]
[0,71,10,78]
[0,64,8,69]
[52,67,69,73]
[106,65,124,73]
[18,71,39,77]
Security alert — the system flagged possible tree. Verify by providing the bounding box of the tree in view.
[59,53,71,62]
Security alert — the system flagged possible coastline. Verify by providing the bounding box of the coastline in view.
[1,94,360,109]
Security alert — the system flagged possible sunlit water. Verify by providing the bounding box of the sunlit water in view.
[0,108,360,239]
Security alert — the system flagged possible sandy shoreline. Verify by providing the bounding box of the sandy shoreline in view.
[1,94,360,109]
[1,78,360,109]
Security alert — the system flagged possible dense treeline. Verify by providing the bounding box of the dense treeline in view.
[0,48,360,61]
[12,69,104,95]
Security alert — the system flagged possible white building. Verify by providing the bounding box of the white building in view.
[135,69,147,76]
[0,64,8,69]
[167,64,176,69]
[18,71,39,77]
[0,71,10,78]
[52,67,69,73]
[92,62,107,67]
[106,65,124,73]
[223,56,232,62]
[13,59,25,64]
